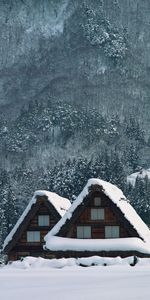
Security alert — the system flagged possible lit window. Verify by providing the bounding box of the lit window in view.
[105,226,120,238]
[77,226,91,238]
[27,231,40,242]
[94,197,101,206]
[91,208,104,220]
[38,215,49,226]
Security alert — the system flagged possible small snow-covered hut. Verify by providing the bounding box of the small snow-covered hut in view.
[44,179,150,258]
[3,191,71,261]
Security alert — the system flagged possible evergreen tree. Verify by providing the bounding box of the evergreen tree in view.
[109,150,125,189]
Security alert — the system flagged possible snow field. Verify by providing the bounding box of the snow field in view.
[0,262,150,300]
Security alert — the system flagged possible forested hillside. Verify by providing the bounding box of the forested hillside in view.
[0,99,150,246]
[0,0,150,246]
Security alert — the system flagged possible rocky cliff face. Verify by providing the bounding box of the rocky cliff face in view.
[0,0,150,129]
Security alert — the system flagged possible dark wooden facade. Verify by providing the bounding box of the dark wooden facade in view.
[45,185,150,258]
[58,188,140,240]
[4,196,62,261]
[66,193,137,239]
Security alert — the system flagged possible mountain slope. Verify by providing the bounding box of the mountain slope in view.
[1,1,150,245]
[0,0,150,131]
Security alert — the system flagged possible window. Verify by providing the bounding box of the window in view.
[94,197,101,206]
[27,231,40,242]
[105,226,120,238]
[38,215,49,226]
[91,208,104,220]
[77,226,91,238]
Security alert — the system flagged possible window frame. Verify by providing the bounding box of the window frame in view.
[105,226,120,238]
[27,231,40,242]
[94,197,101,206]
[91,208,105,220]
[38,215,49,226]
[77,226,91,239]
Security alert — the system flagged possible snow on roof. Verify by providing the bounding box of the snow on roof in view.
[33,191,71,217]
[3,190,71,251]
[45,236,150,255]
[127,168,150,186]
[44,178,150,248]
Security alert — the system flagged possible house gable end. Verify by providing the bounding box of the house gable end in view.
[57,186,141,240]
[4,196,61,254]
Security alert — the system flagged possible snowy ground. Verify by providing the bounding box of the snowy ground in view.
[0,257,150,300]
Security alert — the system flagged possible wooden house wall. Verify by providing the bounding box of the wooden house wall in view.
[49,189,147,258]
[66,192,139,239]
[7,198,60,260]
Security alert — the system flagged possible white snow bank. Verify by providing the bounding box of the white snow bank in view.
[3,191,71,250]
[127,168,150,186]
[2,255,145,270]
[45,178,150,246]
[45,236,150,254]
[5,256,76,270]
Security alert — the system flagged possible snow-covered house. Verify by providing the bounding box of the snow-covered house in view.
[3,191,71,261]
[127,168,150,186]
[44,179,150,258]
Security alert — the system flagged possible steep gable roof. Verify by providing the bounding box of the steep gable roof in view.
[33,191,71,217]
[44,178,150,245]
[3,190,71,251]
